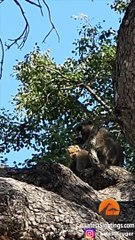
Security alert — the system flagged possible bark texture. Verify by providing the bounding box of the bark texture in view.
[0,163,135,240]
[114,0,135,146]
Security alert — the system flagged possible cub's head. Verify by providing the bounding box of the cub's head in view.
[67,145,81,158]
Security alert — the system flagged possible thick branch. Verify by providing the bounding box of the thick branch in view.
[0,163,134,239]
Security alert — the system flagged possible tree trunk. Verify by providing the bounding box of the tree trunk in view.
[0,163,135,240]
[114,0,135,147]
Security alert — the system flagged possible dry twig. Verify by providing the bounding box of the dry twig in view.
[0,38,4,79]
[0,0,60,79]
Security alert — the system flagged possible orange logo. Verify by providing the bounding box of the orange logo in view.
[98,198,120,221]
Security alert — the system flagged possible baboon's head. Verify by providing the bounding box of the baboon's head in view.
[75,120,94,144]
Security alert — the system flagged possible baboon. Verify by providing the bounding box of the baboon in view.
[75,121,124,170]
[67,145,91,174]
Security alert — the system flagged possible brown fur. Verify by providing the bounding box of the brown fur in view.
[75,122,124,170]
[67,145,91,174]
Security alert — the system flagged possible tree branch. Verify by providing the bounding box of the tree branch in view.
[25,0,43,16]
[0,38,4,79]
[80,83,112,113]
[37,0,44,16]
[6,0,30,50]
[42,0,60,42]
[25,0,41,8]
[0,0,60,79]
[34,65,112,116]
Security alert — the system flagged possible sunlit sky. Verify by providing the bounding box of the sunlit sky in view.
[0,0,121,166]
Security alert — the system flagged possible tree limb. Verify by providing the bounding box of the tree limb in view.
[0,0,60,79]
[6,0,30,50]
[0,163,134,239]
[0,39,4,79]
[37,0,44,15]
[25,0,41,8]
[42,66,113,115]
[80,83,113,113]
[42,0,60,42]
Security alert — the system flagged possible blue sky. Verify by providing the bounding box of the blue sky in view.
[0,0,121,166]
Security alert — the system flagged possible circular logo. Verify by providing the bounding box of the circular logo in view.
[98,198,120,221]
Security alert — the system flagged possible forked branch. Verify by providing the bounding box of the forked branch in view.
[6,0,30,50]
[0,0,60,79]
[42,0,60,43]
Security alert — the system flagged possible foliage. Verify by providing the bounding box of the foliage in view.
[110,0,131,13]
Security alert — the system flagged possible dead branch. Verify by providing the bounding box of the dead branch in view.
[0,39,4,79]
[25,0,41,9]
[37,0,44,15]
[42,0,60,43]
[0,0,60,79]
[6,0,30,50]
